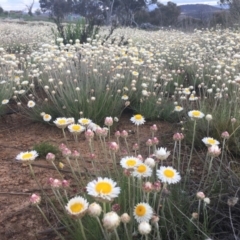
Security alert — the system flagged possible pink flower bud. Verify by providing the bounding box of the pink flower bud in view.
[208,145,221,157]
[59,143,67,151]
[85,129,94,140]
[89,153,96,159]
[62,148,71,157]
[132,143,139,151]
[123,169,131,177]
[142,182,153,192]
[173,132,184,141]
[121,130,128,138]
[146,139,153,146]
[150,124,158,132]
[153,181,161,192]
[109,142,119,152]
[30,193,41,205]
[152,137,159,145]
[46,152,55,161]
[62,179,70,188]
[71,150,80,158]
[115,131,121,138]
[221,131,229,139]
[49,178,62,188]
[112,203,121,212]
[137,155,143,161]
[104,117,113,127]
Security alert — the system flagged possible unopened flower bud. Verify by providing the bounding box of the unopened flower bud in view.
[173,133,184,141]
[102,212,121,231]
[46,152,55,161]
[85,129,94,140]
[121,213,131,223]
[150,124,158,132]
[30,193,41,205]
[208,145,221,157]
[138,222,151,235]
[196,192,205,200]
[142,182,153,192]
[191,212,199,219]
[109,142,119,152]
[112,203,121,212]
[221,131,230,139]
[88,202,102,217]
[132,143,139,151]
[71,150,80,158]
[152,137,159,145]
[115,131,121,138]
[204,197,210,204]
[62,148,71,157]
[227,197,239,207]
[59,143,67,151]
[121,130,128,138]
[62,179,70,188]
[104,117,113,127]
[205,114,212,121]
[146,139,153,146]
[153,181,161,192]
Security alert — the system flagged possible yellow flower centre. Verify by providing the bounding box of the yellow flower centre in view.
[22,153,33,160]
[72,125,81,131]
[70,202,83,213]
[44,114,50,119]
[58,119,67,125]
[95,182,112,194]
[207,138,216,145]
[135,205,146,216]
[135,114,143,120]
[81,119,89,125]
[163,169,175,178]
[192,111,201,117]
[126,159,137,167]
[137,164,147,173]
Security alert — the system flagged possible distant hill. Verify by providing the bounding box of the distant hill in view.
[179,4,227,19]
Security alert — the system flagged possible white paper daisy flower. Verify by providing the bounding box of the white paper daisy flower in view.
[2,99,9,105]
[154,147,170,161]
[202,137,220,147]
[157,166,181,184]
[133,202,153,223]
[27,100,35,108]
[78,118,92,126]
[68,124,85,134]
[188,110,204,119]
[16,150,38,162]
[53,117,69,128]
[174,106,183,112]
[120,156,141,170]
[130,114,145,126]
[43,114,52,122]
[86,177,121,202]
[132,163,152,178]
[65,196,89,218]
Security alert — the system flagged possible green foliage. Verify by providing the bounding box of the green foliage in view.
[64,19,100,44]
[33,141,59,158]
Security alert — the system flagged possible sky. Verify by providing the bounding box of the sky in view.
[0,0,220,11]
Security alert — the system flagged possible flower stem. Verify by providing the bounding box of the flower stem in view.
[114,228,120,240]
[78,219,87,240]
